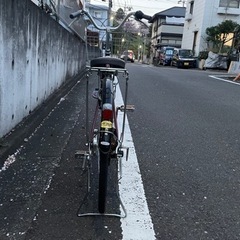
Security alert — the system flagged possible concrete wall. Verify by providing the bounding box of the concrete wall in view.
[0,0,98,138]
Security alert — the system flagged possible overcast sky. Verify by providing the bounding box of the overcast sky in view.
[91,0,183,16]
[116,0,182,16]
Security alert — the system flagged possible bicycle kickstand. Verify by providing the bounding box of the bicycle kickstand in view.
[75,150,90,170]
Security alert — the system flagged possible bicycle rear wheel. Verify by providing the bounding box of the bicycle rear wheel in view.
[98,77,114,213]
[98,152,110,213]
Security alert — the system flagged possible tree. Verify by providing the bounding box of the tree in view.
[111,8,151,58]
[111,9,125,54]
[114,8,125,21]
[111,8,146,55]
[206,20,240,53]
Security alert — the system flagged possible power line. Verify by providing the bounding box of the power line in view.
[90,0,179,15]
[112,0,180,13]
[177,0,186,7]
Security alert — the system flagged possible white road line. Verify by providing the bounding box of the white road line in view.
[209,75,240,86]
[115,82,156,240]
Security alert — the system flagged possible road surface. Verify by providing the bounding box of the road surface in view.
[1,63,240,239]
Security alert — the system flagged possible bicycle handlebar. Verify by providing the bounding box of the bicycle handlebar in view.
[69,10,82,19]
[134,11,152,22]
[70,9,152,32]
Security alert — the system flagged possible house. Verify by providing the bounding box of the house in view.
[32,0,110,51]
[150,7,186,58]
[85,0,111,52]
[31,0,86,40]
[182,0,240,57]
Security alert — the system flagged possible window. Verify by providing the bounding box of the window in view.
[219,0,239,8]
[190,1,194,14]
[179,49,194,57]
[93,11,102,18]
[192,31,198,54]
[165,49,174,55]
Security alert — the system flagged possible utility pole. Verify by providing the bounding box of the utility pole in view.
[105,0,112,55]
[178,0,186,7]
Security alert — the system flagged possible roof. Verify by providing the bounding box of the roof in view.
[150,7,186,22]
[85,3,108,10]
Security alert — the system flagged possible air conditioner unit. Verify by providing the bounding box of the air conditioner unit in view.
[185,13,192,21]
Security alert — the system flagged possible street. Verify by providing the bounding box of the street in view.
[1,63,240,239]
[127,64,240,239]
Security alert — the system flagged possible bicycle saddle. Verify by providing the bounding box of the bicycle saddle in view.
[91,57,125,69]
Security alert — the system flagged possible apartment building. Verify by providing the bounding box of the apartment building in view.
[150,7,186,57]
[31,0,85,39]
[182,0,240,56]
[85,2,108,47]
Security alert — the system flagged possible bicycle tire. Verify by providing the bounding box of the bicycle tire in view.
[98,152,110,213]
[98,77,113,213]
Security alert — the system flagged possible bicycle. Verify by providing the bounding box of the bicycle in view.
[70,9,152,217]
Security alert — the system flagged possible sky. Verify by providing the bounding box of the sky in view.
[91,0,183,16]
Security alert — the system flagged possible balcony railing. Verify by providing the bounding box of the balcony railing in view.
[217,7,240,15]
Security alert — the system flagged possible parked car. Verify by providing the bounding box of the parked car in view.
[159,47,174,66]
[120,50,135,62]
[171,49,197,68]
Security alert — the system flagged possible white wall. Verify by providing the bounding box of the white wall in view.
[182,0,240,56]
[182,0,209,54]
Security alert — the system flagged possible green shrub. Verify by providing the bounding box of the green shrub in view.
[198,51,209,60]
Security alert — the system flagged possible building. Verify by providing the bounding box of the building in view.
[32,0,110,51]
[85,1,110,52]
[150,7,186,58]
[31,0,86,40]
[85,1,108,47]
[182,0,240,57]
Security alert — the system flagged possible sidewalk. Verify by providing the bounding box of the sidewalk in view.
[0,73,85,167]
[0,72,89,239]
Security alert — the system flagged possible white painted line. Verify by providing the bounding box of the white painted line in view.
[115,82,156,240]
[209,75,240,86]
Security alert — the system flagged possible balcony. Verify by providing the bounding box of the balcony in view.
[217,7,240,15]
[158,24,184,35]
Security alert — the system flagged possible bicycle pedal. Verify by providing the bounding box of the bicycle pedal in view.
[75,150,89,159]
[118,146,129,161]
[118,105,135,112]
[117,150,124,158]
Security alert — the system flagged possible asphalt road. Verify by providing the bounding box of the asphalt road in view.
[1,63,240,239]
[126,64,240,240]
